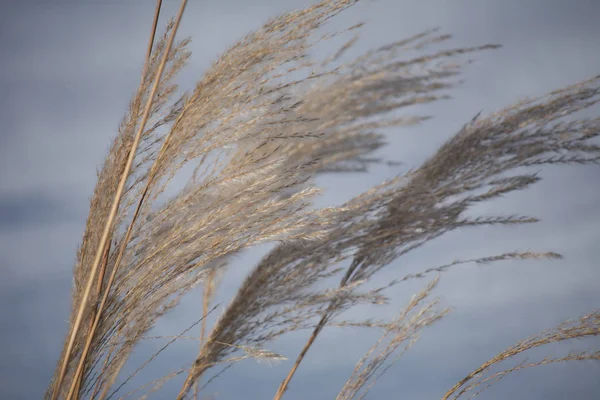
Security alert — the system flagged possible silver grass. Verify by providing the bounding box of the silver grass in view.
[46,0,600,399]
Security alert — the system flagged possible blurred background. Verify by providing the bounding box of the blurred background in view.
[1,0,599,398]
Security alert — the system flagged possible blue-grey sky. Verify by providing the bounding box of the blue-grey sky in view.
[1,1,600,399]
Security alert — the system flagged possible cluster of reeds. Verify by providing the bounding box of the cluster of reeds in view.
[47,0,600,399]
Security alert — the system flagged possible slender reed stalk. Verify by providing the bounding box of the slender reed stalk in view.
[51,1,186,398]
[274,259,363,400]
[66,4,165,399]
[193,268,218,400]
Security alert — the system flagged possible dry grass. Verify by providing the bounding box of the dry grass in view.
[442,311,600,400]
[46,0,600,399]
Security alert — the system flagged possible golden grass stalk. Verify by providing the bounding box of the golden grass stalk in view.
[193,268,218,400]
[50,1,187,398]
[67,3,166,398]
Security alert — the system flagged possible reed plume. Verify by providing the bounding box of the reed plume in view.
[47,0,600,399]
